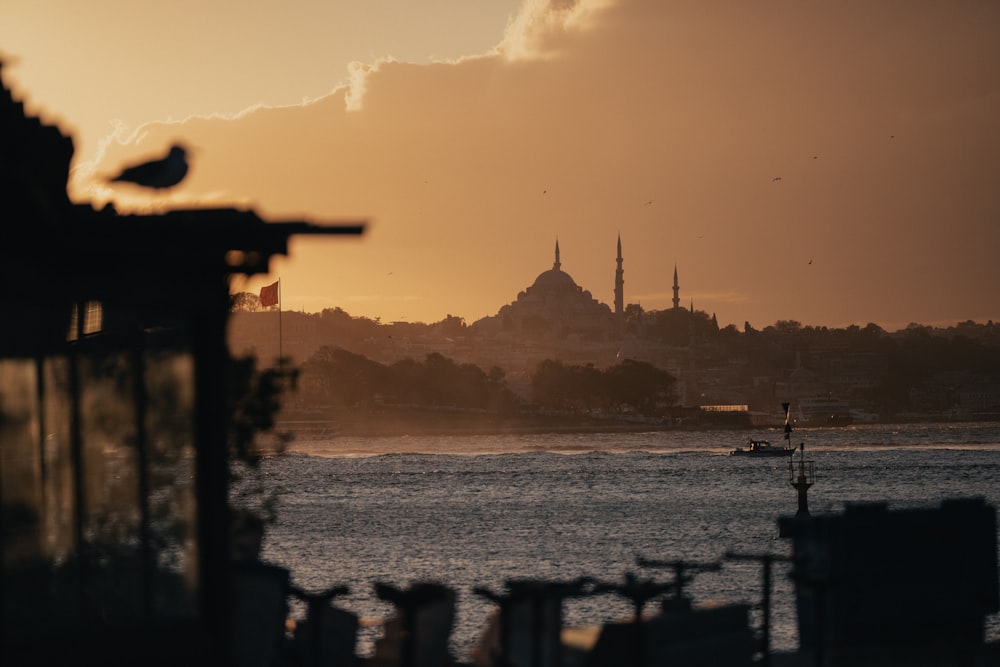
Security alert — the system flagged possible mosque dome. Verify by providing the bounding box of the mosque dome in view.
[531,267,578,290]
[470,239,617,342]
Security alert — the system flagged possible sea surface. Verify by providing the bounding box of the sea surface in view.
[248,422,1000,660]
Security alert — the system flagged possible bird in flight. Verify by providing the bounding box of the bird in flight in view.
[108,144,189,189]
[771,176,782,182]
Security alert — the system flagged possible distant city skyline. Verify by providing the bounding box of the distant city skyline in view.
[3,0,998,331]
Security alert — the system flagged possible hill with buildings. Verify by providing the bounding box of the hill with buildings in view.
[230,305,1000,434]
[230,239,1000,433]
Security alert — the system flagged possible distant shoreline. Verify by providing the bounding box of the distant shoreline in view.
[275,418,667,439]
[273,406,999,439]
[275,406,720,438]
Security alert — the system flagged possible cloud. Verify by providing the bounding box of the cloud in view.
[498,0,614,61]
[344,58,393,112]
[81,0,1000,328]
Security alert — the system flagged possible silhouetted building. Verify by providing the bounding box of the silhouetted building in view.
[614,233,625,321]
[0,62,362,665]
[472,238,666,344]
[673,264,680,310]
[779,498,999,666]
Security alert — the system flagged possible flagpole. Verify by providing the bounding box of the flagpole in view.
[277,278,283,364]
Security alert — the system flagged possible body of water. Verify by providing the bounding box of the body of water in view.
[248,422,1000,660]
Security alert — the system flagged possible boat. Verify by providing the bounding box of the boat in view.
[731,402,797,456]
[729,437,795,457]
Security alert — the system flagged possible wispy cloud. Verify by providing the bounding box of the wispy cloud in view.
[345,58,393,112]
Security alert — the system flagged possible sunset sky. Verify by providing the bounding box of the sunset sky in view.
[3,0,998,331]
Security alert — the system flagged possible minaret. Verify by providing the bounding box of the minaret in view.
[614,233,624,318]
[554,238,561,271]
[672,264,680,309]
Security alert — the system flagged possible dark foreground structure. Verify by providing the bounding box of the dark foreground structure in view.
[0,62,363,665]
[779,498,999,667]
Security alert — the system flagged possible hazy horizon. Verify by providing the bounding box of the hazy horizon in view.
[3,0,998,332]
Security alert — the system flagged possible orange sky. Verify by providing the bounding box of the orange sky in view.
[3,0,999,331]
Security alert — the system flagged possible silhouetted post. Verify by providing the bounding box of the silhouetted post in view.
[595,573,676,667]
[375,582,455,667]
[635,556,721,611]
[782,402,815,516]
[789,444,815,516]
[289,584,350,667]
[726,552,793,667]
[277,278,283,363]
[474,578,595,667]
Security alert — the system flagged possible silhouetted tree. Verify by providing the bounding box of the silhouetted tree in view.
[771,320,802,333]
[531,359,574,409]
[228,354,299,537]
[434,314,467,338]
[301,346,387,407]
[230,291,262,312]
[228,355,298,465]
[624,303,644,335]
[605,359,676,414]
[530,359,675,414]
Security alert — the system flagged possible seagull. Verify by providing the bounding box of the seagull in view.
[108,143,189,189]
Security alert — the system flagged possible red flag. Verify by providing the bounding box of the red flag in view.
[259,280,279,308]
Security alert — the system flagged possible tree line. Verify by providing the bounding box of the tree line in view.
[294,346,677,416]
[298,347,518,412]
[530,358,676,414]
